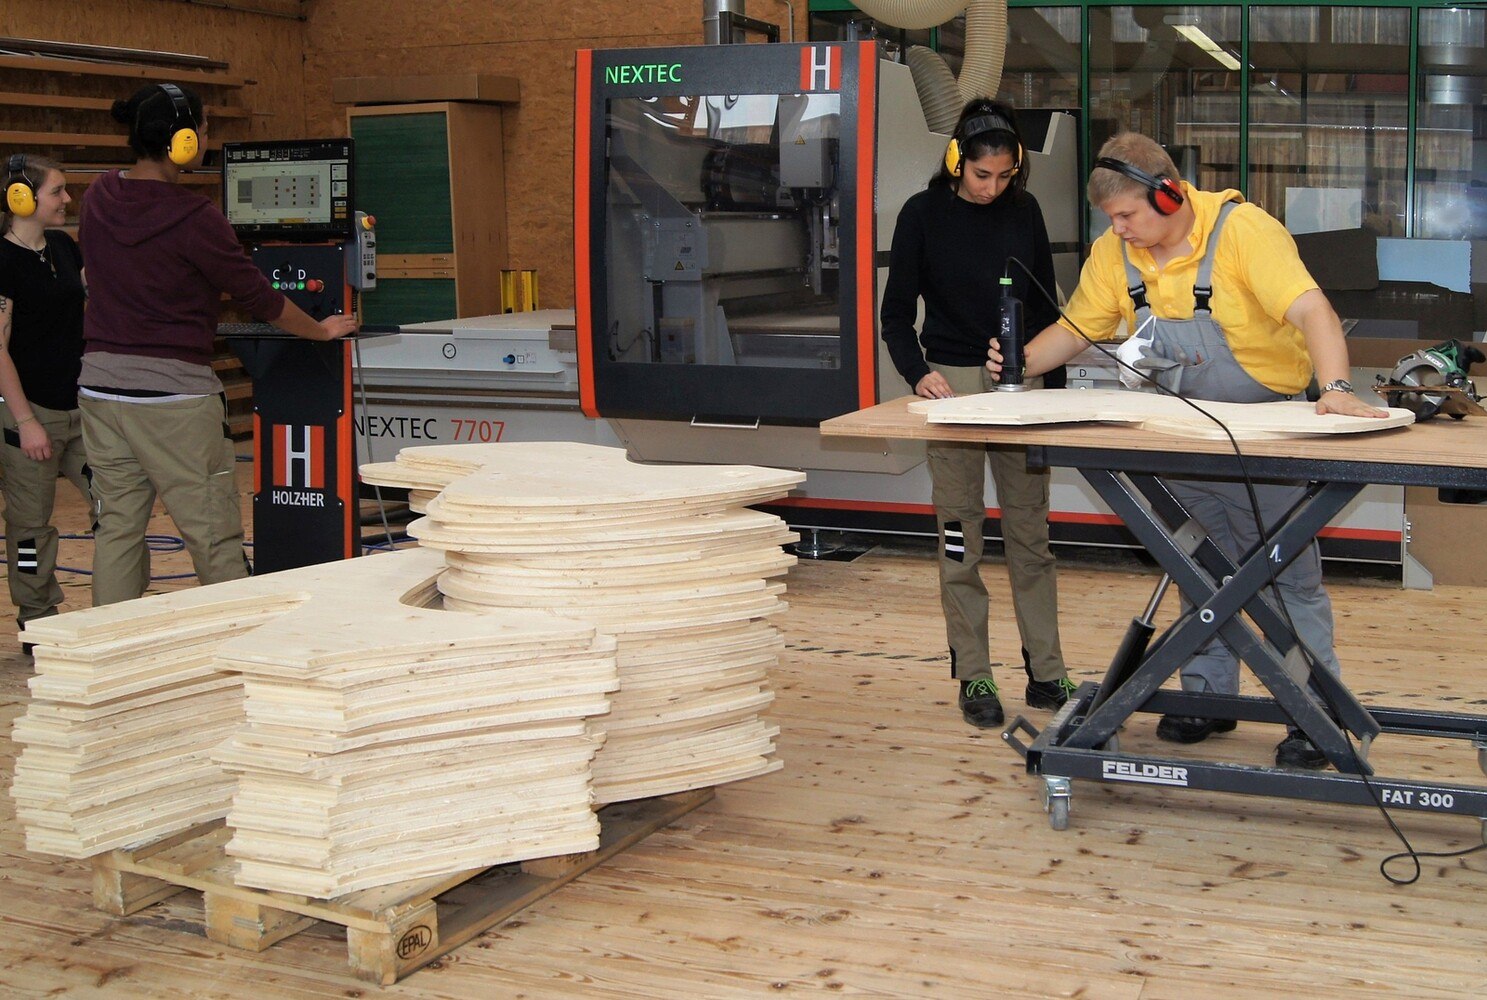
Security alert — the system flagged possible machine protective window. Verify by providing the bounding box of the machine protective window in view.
[604,93,844,371]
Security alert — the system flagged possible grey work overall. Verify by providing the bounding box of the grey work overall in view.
[1121,202,1341,695]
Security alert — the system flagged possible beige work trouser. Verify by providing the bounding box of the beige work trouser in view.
[0,403,93,626]
[926,362,1065,683]
[79,393,247,607]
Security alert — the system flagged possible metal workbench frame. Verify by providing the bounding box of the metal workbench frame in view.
[1004,441,1487,830]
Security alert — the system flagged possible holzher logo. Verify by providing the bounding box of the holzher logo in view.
[801,46,840,92]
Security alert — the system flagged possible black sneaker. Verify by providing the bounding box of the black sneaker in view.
[1155,714,1238,744]
[958,677,1005,728]
[1025,676,1077,710]
[1275,729,1328,769]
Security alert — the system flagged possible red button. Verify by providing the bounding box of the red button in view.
[305,279,325,293]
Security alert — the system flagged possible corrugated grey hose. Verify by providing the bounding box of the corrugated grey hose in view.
[852,0,1008,110]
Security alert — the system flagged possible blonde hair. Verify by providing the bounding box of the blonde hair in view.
[1087,133,1180,207]
[2,153,63,235]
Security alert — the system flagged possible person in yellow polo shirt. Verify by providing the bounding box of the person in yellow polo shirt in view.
[986,131,1386,769]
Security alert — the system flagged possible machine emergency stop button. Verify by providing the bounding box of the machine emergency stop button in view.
[306,279,325,293]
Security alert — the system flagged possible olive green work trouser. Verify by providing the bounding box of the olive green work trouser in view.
[0,403,93,627]
[79,393,246,607]
[926,362,1066,683]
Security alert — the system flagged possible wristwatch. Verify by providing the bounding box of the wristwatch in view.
[1321,379,1354,394]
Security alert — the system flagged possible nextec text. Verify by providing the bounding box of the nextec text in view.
[606,63,683,85]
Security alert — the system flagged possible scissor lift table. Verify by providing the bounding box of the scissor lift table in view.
[821,397,1487,834]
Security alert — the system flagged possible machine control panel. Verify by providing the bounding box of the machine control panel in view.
[349,211,377,291]
[250,245,349,320]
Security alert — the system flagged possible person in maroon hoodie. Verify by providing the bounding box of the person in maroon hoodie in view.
[79,83,356,606]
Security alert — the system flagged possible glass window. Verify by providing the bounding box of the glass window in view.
[1088,6,1242,237]
[1248,6,1410,235]
[995,7,1081,112]
[604,93,843,370]
[1416,7,1487,238]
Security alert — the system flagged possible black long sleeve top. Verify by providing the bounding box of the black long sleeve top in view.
[880,184,1060,390]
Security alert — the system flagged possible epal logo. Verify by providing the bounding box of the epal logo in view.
[274,424,324,489]
[800,46,840,92]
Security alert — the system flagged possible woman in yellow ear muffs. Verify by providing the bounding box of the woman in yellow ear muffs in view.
[75,85,357,607]
[0,153,95,650]
[880,98,1076,730]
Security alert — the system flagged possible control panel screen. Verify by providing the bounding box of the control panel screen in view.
[223,139,354,241]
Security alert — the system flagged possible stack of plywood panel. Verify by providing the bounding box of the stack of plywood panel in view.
[362,442,804,804]
[13,550,620,898]
[12,589,307,857]
[210,554,618,897]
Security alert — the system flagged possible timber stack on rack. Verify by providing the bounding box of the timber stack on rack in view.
[361,442,805,804]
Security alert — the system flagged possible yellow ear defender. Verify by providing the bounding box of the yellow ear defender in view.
[944,113,1024,178]
[156,83,200,166]
[5,154,37,218]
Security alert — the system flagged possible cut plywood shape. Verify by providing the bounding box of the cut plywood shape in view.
[362,441,804,509]
[363,442,802,805]
[909,389,1415,440]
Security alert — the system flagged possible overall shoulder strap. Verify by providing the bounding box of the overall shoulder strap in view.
[1119,240,1152,323]
[1193,200,1239,314]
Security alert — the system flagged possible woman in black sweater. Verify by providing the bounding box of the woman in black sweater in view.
[880,99,1072,728]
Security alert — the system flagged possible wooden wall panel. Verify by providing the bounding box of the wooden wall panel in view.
[303,1,808,312]
[0,1,307,139]
[42,2,810,312]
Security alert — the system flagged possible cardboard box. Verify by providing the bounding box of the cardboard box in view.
[1405,486,1487,587]
[332,73,519,106]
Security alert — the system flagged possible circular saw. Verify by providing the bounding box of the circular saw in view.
[1374,339,1486,420]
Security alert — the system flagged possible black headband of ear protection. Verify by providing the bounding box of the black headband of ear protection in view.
[960,113,1016,145]
[6,153,27,179]
[156,82,196,128]
[1094,156,1165,190]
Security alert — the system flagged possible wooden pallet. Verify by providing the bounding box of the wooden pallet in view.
[90,788,713,985]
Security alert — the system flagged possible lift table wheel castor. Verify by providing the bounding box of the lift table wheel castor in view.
[1040,775,1072,831]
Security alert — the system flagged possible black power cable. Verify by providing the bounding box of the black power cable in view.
[1004,255,1485,885]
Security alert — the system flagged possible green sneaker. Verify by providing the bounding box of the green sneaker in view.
[958,676,1004,728]
[1025,676,1077,711]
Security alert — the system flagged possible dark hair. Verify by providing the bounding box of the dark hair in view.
[931,98,1029,196]
[110,84,203,160]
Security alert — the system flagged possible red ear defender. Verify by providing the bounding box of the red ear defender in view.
[1094,156,1185,216]
[1150,176,1185,216]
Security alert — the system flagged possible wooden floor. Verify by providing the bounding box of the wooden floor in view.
[2,471,1485,997]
